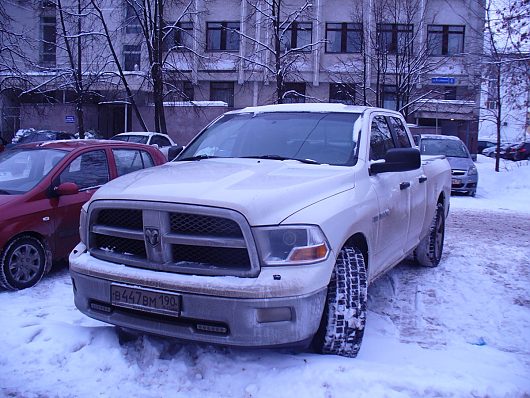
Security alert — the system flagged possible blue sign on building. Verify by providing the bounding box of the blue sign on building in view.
[431,77,456,85]
[65,115,75,123]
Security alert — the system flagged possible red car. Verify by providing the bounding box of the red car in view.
[0,140,166,290]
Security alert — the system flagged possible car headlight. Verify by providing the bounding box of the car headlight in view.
[253,225,330,266]
[468,165,478,176]
[79,205,88,245]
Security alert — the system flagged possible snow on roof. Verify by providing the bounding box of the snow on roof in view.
[420,134,462,141]
[230,103,377,115]
[113,132,160,137]
[162,101,228,107]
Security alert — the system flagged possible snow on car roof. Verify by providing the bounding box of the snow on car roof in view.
[420,134,462,141]
[113,132,161,136]
[228,103,389,115]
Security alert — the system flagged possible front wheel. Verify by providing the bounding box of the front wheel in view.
[0,236,47,290]
[414,203,445,267]
[313,247,367,358]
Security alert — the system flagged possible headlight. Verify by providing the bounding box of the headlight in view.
[468,165,478,176]
[253,225,330,266]
[79,206,88,245]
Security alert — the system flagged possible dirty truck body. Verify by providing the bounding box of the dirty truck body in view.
[70,104,451,357]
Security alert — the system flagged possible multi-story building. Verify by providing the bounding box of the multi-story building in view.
[0,0,485,149]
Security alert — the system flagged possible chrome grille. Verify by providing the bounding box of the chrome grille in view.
[451,169,466,176]
[171,244,250,268]
[87,201,259,277]
[97,209,143,230]
[170,213,243,238]
[94,234,147,258]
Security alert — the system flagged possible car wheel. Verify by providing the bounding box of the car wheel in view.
[414,203,445,267]
[0,236,47,290]
[313,246,367,358]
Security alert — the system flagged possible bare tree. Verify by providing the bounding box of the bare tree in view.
[448,0,530,171]
[238,0,323,103]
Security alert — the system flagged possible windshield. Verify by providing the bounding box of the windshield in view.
[112,135,148,144]
[0,148,67,194]
[420,138,469,158]
[179,112,361,166]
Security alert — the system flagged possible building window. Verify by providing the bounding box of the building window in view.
[40,16,57,66]
[124,44,141,71]
[444,86,457,100]
[182,81,194,101]
[382,85,399,110]
[163,22,193,51]
[329,83,356,104]
[282,83,306,103]
[325,23,362,53]
[210,81,235,107]
[206,22,240,51]
[125,1,142,34]
[377,23,413,54]
[281,22,312,52]
[427,25,465,56]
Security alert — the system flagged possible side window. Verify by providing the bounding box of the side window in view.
[389,117,412,148]
[113,149,155,177]
[59,150,109,189]
[151,135,171,147]
[370,116,396,160]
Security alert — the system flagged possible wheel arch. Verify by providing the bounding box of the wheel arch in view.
[343,233,369,271]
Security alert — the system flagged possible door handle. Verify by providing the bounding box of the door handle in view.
[419,175,428,183]
[400,182,411,190]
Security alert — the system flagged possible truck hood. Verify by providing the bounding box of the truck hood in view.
[91,158,355,225]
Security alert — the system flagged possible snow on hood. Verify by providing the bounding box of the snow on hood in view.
[90,158,355,225]
[446,156,474,171]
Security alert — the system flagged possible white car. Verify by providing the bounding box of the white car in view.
[110,132,176,159]
[71,104,451,358]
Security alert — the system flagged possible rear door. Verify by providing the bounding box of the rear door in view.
[387,116,426,250]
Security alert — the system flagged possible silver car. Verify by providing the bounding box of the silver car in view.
[419,134,478,196]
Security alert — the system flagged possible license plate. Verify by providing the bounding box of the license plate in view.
[111,284,181,316]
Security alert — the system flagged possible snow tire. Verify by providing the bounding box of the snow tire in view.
[314,247,367,358]
[0,235,47,290]
[414,203,445,267]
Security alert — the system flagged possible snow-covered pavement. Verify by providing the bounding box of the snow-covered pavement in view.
[1,156,529,397]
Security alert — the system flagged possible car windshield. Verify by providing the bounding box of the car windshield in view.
[0,148,67,194]
[112,135,148,144]
[420,138,469,158]
[179,112,361,166]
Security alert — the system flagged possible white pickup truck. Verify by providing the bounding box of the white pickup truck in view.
[70,104,451,357]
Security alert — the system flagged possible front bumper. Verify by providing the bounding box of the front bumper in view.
[70,244,330,347]
[451,174,478,194]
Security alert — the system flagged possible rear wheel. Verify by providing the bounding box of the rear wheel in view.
[0,236,47,290]
[313,247,367,358]
[414,203,445,267]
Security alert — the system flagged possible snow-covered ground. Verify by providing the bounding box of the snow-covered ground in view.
[1,155,529,397]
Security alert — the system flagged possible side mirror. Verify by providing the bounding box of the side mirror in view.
[371,148,421,174]
[55,182,79,196]
[168,145,184,161]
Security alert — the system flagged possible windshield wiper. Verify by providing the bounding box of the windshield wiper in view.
[243,155,320,165]
[177,154,219,161]
[0,189,11,195]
